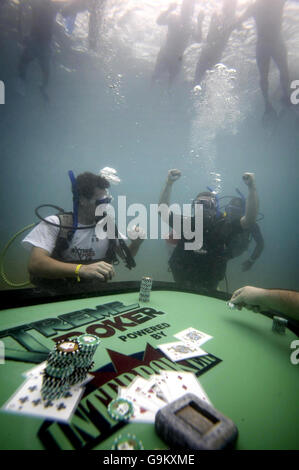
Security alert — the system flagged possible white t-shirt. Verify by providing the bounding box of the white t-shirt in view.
[22,215,115,262]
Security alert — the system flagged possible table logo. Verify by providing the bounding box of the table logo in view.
[38,344,222,450]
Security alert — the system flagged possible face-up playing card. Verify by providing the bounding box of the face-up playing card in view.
[144,375,172,405]
[158,340,207,362]
[23,362,47,379]
[160,370,212,405]
[118,386,157,423]
[2,374,85,423]
[129,376,167,410]
[174,327,213,347]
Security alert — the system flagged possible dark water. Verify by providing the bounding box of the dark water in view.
[0,0,298,293]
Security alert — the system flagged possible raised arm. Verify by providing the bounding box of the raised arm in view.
[158,169,181,220]
[242,223,264,271]
[240,173,259,230]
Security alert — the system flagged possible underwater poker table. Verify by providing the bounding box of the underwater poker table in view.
[0,282,298,451]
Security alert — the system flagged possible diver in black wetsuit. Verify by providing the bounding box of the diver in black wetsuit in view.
[194,0,237,86]
[234,0,299,120]
[158,169,259,291]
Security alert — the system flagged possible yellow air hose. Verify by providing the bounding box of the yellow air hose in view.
[0,224,35,288]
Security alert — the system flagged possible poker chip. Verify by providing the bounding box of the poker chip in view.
[77,334,100,349]
[47,339,81,367]
[56,340,80,355]
[45,364,74,379]
[139,275,152,303]
[67,363,94,386]
[41,376,70,400]
[111,433,144,450]
[107,398,134,421]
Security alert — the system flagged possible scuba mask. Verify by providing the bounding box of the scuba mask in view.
[192,196,218,224]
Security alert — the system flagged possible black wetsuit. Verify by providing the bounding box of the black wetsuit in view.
[168,213,243,291]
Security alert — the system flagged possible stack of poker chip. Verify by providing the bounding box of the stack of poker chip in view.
[41,339,80,400]
[139,275,152,302]
[67,334,100,386]
[272,316,288,334]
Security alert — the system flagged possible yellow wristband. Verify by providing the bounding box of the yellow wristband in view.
[75,264,83,282]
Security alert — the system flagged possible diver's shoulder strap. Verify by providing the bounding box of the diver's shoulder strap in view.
[52,212,75,260]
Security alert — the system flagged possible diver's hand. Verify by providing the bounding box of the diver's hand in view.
[128,224,146,241]
[242,172,255,189]
[230,286,266,313]
[79,262,115,282]
[167,169,181,184]
[242,259,254,272]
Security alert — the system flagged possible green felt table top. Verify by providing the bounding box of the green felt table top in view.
[0,290,298,450]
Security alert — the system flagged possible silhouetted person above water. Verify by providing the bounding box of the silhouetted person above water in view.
[153,0,204,87]
[18,0,64,101]
[17,0,96,101]
[194,0,238,86]
[234,0,299,121]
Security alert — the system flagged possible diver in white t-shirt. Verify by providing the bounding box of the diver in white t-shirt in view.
[22,171,143,295]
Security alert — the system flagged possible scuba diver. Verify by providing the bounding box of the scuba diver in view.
[224,196,264,271]
[21,170,143,295]
[194,0,238,86]
[152,0,204,88]
[159,169,259,291]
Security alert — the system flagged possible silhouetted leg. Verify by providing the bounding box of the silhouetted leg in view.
[272,37,290,106]
[256,40,273,114]
[18,43,35,81]
[194,46,218,86]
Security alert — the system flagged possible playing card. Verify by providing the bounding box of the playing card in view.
[130,376,167,410]
[158,340,207,362]
[118,386,157,423]
[144,375,172,404]
[23,362,47,379]
[2,374,85,423]
[174,327,213,347]
[161,370,212,405]
[125,377,161,412]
